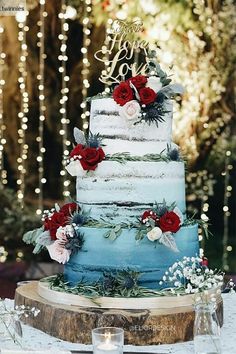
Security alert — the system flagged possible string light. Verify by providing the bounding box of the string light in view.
[102,18,112,93]
[65,5,77,20]
[222,128,232,271]
[35,0,47,215]
[80,0,92,132]
[0,25,7,185]
[58,0,71,198]
[186,170,215,252]
[16,11,29,207]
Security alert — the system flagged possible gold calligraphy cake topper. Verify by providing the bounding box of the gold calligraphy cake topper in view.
[110,19,144,34]
[94,19,151,85]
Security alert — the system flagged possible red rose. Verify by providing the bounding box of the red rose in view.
[129,75,147,89]
[159,211,181,233]
[139,87,156,105]
[44,212,68,240]
[80,146,105,171]
[70,144,83,158]
[200,257,209,267]
[141,210,159,225]
[60,202,79,216]
[113,82,134,106]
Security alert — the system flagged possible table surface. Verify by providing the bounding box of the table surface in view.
[0,293,236,354]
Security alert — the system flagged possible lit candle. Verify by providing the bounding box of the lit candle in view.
[94,332,120,354]
[92,327,123,354]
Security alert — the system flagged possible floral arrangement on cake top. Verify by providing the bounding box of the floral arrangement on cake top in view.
[90,54,184,127]
[112,73,169,126]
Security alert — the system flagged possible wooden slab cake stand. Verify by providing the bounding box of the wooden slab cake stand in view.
[15,281,223,345]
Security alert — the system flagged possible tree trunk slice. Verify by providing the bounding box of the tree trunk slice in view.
[15,281,223,345]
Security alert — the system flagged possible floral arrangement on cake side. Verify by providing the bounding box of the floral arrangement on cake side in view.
[136,201,184,252]
[23,202,86,264]
[23,199,207,265]
[65,128,183,175]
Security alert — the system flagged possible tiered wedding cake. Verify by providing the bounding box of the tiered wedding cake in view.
[65,88,199,289]
[19,22,223,345]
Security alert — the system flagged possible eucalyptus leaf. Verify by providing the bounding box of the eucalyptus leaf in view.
[135,229,145,241]
[158,83,184,98]
[109,230,117,241]
[149,219,156,227]
[33,243,44,254]
[116,228,123,238]
[159,232,179,252]
[162,78,172,86]
[23,227,44,245]
[73,127,86,145]
[103,231,110,238]
[113,225,122,233]
[32,231,52,254]
[35,230,51,246]
[55,203,60,212]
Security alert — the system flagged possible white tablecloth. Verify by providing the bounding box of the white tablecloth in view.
[0,293,236,354]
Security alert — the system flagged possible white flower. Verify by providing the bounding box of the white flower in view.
[119,100,141,124]
[146,227,162,242]
[56,226,68,243]
[174,281,181,287]
[56,225,74,242]
[47,240,71,264]
[146,76,162,93]
[186,283,193,294]
[65,224,74,237]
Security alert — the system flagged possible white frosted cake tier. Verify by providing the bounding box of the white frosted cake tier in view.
[72,161,186,222]
[100,139,178,156]
[90,97,173,143]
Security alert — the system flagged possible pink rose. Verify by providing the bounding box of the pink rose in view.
[119,100,141,123]
[46,240,71,264]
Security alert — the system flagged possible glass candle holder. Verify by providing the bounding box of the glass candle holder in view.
[194,302,221,354]
[92,327,124,354]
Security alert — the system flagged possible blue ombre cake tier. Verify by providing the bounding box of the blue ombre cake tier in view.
[64,224,199,289]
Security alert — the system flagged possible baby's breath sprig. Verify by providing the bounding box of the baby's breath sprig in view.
[159,256,225,297]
